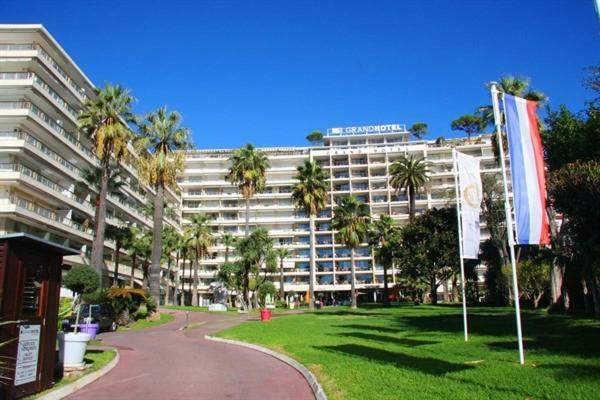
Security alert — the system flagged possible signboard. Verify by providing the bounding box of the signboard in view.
[327,124,407,136]
[14,324,41,386]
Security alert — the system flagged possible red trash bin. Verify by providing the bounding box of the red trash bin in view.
[260,309,271,322]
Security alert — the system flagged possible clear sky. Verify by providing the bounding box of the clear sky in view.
[3,0,600,149]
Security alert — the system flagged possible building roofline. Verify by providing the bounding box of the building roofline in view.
[0,24,96,90]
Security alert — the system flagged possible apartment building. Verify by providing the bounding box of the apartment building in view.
[0,25,180,286]
[180,126,499,304]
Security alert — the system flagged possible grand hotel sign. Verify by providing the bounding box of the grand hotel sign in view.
[326,124,407,136]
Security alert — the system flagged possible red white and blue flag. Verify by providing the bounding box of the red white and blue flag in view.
[504,94,550,245]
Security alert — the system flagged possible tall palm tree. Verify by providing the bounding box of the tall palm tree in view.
[78,84,135,282]
[291,160,329,310]
[137,107,192,305]
[179,232,192,306]
[105,224,133,287]
[331,196,370,309]
[185,214,214,306]
[367,215,399,307]
[127,229,151,288]
[220,233,236,263]
[171,230,184,306]
[476,75,547,128]
[275,247,291,300]
[389,155,431,221]
[78,166,127,233]
[226,144,270,236]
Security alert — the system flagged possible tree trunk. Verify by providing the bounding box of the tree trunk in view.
[383,263,390,307]
[174,250,180,306]
[142,261,149,290]
[547,204,564,309]
[408,185,416,221]
[192,250,199,307]
[149,183,165,306]
[130,254,136,287]
[91,160,110,286]
[181,253,186,306]
[113,243,121,287]
[279,259,285,300]
[430,277,438,305]
[308,214,316,310]
[350,249,357,309]
[243,264,251,311]
[245,197,250,237]
[534,292,543,309]
[165,256,172,305]
[587,274,600,318]
[442,279,449,303]
[452,274,459,303]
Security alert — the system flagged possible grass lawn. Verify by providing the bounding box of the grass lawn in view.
[162,305,239,314]
[217,305,600,400]
[26,349,116,399]
[120,312,175,331]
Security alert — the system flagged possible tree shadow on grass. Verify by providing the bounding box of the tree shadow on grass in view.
[316,344,472,376]
[313,310,391,317]
[397,310,600,358]
[336,324,400,334]
[336,332,438,347]
[538,363,600,381]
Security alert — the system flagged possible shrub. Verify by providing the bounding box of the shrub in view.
[275,300,287,308]
[258,281,277,308]
[63,266,99,296]
[81,288,108,304]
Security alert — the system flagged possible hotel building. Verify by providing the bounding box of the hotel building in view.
[181,128,499,304]
[0,25,180,287]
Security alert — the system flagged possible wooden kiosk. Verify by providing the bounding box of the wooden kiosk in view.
[0,233,78,399]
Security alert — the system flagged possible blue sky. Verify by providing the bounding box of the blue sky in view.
[4,1,600,149]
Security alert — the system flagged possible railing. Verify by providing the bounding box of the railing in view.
[35,45,87,99]
[0,44,35,51]
[32,74,79,118]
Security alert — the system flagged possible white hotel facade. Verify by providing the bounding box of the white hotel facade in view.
[0,25,180,286]
[0,24,500,304]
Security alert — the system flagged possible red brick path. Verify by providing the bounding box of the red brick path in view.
[67,310,315,400]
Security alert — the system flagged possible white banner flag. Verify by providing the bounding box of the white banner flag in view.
[457,151,482,259]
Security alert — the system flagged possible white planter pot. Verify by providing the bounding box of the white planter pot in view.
[64,332,90,367]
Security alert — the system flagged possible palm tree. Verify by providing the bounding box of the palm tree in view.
[78,84,135,282]
[171,230,184,306]
[368,215,399,307]
[78,166,127,231]
[161,225,180,305]
[105,224,133,287]
[127,229,151,288]
[179,232,192,306]
[275,247,291,300]
[226,144,270,236]
[331,196,370,309]
[476,75,547,128]
[389,155,431,221]
[185,214,214,306]
[291,160,329,309]
[137,107,192,305]
[220,233,236,263]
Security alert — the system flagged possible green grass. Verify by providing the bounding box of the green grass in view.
[26,349,116,399]
[217,305,600,400]
[120,312,175,331]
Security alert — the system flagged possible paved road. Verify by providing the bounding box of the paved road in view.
[68,310,314,400]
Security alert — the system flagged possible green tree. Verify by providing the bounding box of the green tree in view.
[275,247,291,300]
[185,214,214,307]
[161,225,180,305]
[258,281,277,308]
[409,122,428,140]
[291,160,329,309]
[519,254,551,309]
[126,228,151,288]
[137,106,192,306]
[220,233,236,263]
[395,208,459,305]
[226,144,270,236]
[306,130,324,145]
[105,224,134,287]
[389,155,431,221]
[368,215,399,307]
[236,228,276,310]
[332,196,371,309]
[451,114,485,143]
[217,261,244,307]
[78,84,135,282]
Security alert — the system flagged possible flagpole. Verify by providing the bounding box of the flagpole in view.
[490,83,525,365]
[452,148,469,342]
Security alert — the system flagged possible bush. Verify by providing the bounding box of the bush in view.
[81,289,108,304]
[63,266,99,296]
[275,300,287,308]
[258,281,277,308]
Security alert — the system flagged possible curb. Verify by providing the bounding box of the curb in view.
[38,349,120,400]
[205,335,327,400]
